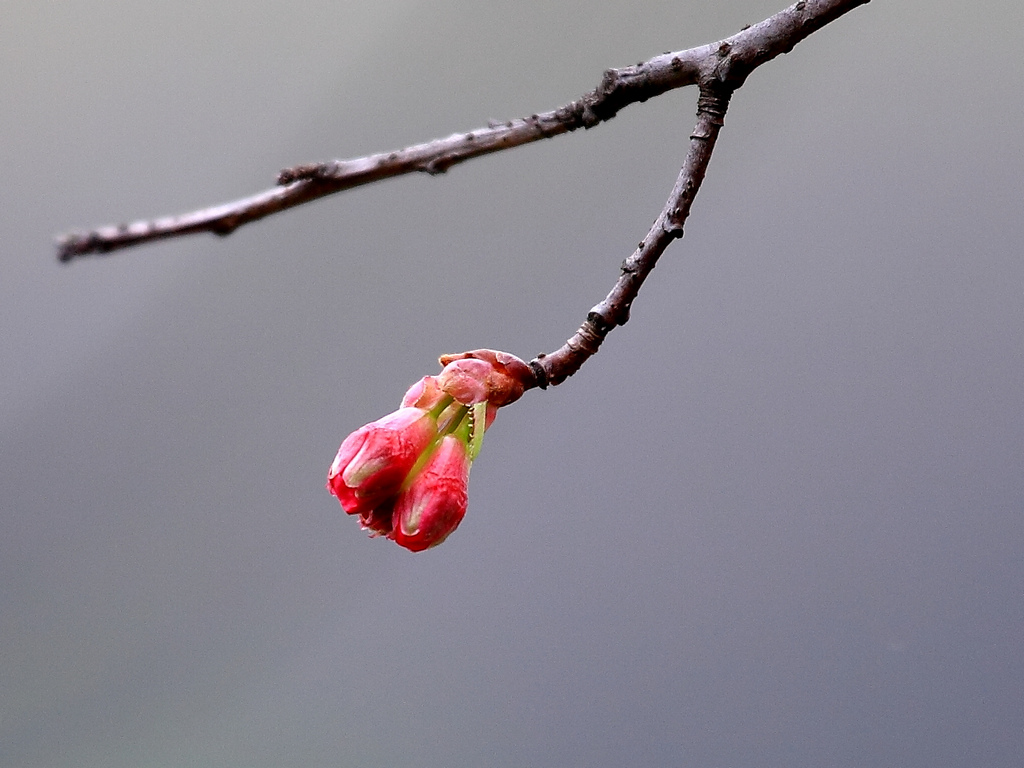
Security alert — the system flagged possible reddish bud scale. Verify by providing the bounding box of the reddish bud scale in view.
[437,349,533,407]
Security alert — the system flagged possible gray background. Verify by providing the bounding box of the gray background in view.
[3,1,1023,767]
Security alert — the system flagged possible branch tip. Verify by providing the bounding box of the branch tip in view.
[56,232,100,262]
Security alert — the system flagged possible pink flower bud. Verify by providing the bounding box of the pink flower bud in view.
[391,435,470,552]
[327,407,438,517]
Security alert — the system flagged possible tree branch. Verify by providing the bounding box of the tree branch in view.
[56,0,869,262]
[528,85,731,389]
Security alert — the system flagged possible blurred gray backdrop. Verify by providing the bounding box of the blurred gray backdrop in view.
[3,2,1023,767]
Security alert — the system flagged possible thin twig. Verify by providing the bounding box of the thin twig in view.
[56,0,869,262]
[521,0,872,387]
[528,85,732,389]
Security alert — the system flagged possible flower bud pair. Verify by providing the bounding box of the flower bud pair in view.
[327,350,532,551]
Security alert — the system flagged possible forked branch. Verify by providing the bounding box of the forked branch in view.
[55,0,869,389]
[56,0,868,262]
